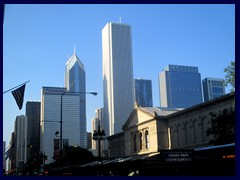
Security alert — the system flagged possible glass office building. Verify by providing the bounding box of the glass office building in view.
[202,77,225,102]
[134,79,153,107]
[65,50,87,148]
[159,65,203,108]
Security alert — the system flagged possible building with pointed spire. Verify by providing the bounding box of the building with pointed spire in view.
[65,48,87,148]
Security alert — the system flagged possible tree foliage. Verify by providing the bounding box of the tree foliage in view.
[207,109,235,145]
[224,61,235,91]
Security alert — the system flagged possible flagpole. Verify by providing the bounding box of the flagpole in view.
[3,80,30,94]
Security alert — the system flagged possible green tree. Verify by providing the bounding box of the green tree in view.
[224,61,235,91]
[207,109,235,145]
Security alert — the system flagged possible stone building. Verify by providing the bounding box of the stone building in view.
[107,92,235,158]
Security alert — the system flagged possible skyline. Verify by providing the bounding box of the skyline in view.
[3,4,235,146]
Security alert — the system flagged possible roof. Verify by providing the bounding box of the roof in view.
[139,107,180,117]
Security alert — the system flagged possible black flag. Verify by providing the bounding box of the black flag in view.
[11,84,26,110]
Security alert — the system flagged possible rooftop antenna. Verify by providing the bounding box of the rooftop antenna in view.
[74,45,76,55]
[119,17,122,23]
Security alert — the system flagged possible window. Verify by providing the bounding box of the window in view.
[139,132,143,150]
[133,134,137,152]
[145,130,149,149]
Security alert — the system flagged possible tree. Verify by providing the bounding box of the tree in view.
[207,109,235,145]
[224,61,235,91]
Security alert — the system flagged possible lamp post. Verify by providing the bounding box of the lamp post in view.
[92,121,106,158]
[59,91,97,160]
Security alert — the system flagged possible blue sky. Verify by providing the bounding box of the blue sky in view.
[3,4,235,146]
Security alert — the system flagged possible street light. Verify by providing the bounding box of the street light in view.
[59,91,97,160]
[92,121,106,158]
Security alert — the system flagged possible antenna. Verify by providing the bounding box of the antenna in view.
[119,17,121,23]
[74,45,76,55]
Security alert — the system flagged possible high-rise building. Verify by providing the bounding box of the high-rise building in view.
[102,22,134,136]
[159,64,203,108]
[91,108,105,156]
[40,87,81,164]
[3,141,6,172]
[14,115,28,171]
[202,77,225,102]
[65,49,87,148]
[26,101,40,163]
[134,79,153,107]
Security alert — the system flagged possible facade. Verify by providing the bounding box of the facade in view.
[8,132,16,173]
[134,79,153,107]
[86,132,92,150]
[91,108,106,157]
[40,87,81,164]
[102,22,134,136]
[25,101,40,163]
[65,50,87,148]
[108,92,235,158]
[202,77,225,102]
[159,65,203,108]
[14,115,28,172]
[3,141,6,172]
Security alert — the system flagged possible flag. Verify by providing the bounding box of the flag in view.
[11,84,26,110]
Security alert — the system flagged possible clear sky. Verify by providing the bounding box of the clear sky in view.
[3,4,235,146]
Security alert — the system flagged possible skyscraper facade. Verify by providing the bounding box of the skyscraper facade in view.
[159,65,203,108]
[40,87,81,164]
[65,50,87,148]
[102,22,134,136]
[202,77,225,102]
[26,101,40,163]
[134,79,153,107]
[14,115,28,171]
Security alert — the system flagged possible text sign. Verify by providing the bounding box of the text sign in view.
[163,151,193,163]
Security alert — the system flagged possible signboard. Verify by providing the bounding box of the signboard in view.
[162,151,193,163]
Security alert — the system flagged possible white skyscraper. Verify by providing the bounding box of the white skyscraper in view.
[102,22,134,136]
[40,87,81,164]
[65,49,87,148]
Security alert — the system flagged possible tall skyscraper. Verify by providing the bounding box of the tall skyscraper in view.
[65,49,87,148]
[202,77,225,102]
[134,79,153,107]
[159,65,203,108]
[102,22,134,136]
[26,101,40,163]
[40,87,81,164]
[14,115,28,171]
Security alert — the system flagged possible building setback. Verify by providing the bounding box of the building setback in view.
[134,79,153,107]
[102,22,134,136]
[159,64,203,108]
[202,77,225,102]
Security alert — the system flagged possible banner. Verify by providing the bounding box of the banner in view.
[11,84,26,110]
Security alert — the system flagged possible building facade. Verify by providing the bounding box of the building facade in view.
[134,79,153,107]
[14,115,28,172]
[40,87,81,164]
[108,92,235,158]
[25,101,40,164]
[65,50,87,148]
[159,65,203,108]
[102,22,134,136]
[202,77,225,102]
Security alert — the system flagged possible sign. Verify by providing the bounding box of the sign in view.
[163,151,193,163]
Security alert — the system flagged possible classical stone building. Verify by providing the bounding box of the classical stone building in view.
[107,92,235,158]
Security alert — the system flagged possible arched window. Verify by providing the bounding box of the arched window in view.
[133,134,137,152]
[145,130,149,149]
[139,132,143,150]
